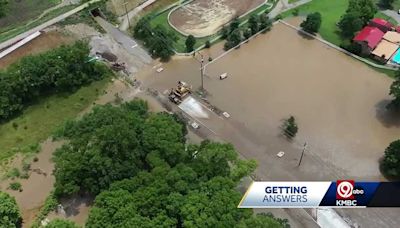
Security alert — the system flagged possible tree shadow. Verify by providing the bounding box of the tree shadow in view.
[296,30,315,40]
[375,99,400,128]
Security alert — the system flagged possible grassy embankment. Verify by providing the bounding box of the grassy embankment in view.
[0,78,110,163]
[0,3,77,43]
[147,1,274,52]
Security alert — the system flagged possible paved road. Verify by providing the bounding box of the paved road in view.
[94,16,151,65]
[269,0,312,18]
[118,0,158,31]
[0,0,101,50]
[382,9,400,24]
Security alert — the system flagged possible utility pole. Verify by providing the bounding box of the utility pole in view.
[298,142,307,167]
[123,0,130,28]
[193,52,205,91]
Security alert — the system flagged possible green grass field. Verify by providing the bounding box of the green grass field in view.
[281,0,399,46]
[0,78,110,162]
[280,0,348,45]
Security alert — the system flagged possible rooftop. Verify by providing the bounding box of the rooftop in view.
[371,40,399,60]
[353,26,385,49]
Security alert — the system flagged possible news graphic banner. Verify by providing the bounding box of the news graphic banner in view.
[238,181,400,208]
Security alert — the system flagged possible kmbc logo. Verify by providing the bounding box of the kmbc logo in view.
[336,180,355,199]
[336,180,364,206]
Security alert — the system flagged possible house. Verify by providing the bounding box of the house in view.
[353,26,385,55]
[383,31,400,44]
[371,40,399,62]
[369,18,393,32]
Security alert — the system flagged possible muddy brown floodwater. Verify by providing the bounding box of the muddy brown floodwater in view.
[138,21,400,227]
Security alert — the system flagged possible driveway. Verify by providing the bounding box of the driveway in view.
[382,9,400,24]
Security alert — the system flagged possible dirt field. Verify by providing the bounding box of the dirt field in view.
[169,0,265,37]
[137,22,400,227]
[0,30,75,68]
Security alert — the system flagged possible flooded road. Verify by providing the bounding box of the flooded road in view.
[138,22,400,227]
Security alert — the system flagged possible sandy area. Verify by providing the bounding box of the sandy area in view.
[169,0,265,37]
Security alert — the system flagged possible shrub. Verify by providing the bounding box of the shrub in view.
[205,40,211,48]
[7,168,20,179]
[9,182,22,191]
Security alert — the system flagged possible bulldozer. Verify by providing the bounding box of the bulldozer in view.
[169,81,192,104]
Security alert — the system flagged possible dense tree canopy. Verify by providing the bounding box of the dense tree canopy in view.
[133,16,176,61]
[46,219,79,228]
[0,41,110,121]
[54,100,287,227]
[86,160,283,228]
[300,12,322,34]
[339,0,377,37]
[53,100,151,196]
[382,140,400,178]
[0,191,21,228]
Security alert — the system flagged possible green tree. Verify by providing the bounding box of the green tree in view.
[300,12,322,34]
[0,0,8,18]
[185,35,196,52]
[133,18,176,61]
[382,140,400,178]
[0,41,109,121]
[379,0,395,9]
[339,0,377,37]
[147,25,177,61]
[283,116,298,138]
[224,29,242,50]
[46,219,79,228]
[259,13,273,33]
[248,14,259,35]
[338,11,364,38]
[53,101,148,196]
[142,112,186,167]
[230,17,240,33]
[244,28,252,39]
[237,213,288,228]
[0,191,21,228]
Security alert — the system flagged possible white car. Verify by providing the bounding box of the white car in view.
[191,121,200,129]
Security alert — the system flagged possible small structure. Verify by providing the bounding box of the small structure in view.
[353,26,385,55]
[220,73,228,80]
[369,18,393,32]
[371,40,399,62]
[383,31,400,44]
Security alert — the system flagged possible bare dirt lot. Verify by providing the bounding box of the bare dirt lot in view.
[168,0,265,37]
[137,22,400,227]
[0,30,75,68]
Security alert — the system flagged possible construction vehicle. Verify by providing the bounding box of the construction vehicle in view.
[169,81,192,104]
